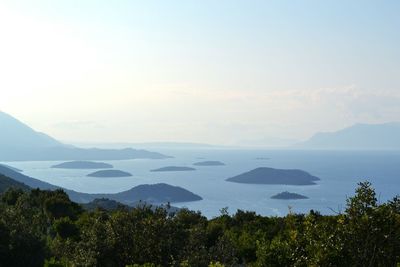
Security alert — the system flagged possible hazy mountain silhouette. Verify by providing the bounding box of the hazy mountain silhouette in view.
[0,111,169,161]
[296,122,400,150]
[51,161,113,169]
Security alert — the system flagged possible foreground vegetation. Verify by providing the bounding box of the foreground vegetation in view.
[0,182,399,267]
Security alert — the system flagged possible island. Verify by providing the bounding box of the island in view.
[193,161,225,166]
[271,191,309,200]
[0,165,201,204]
[150,166,196,172]
[226,167,320,185]
[87,170,132,178]
[108,183,202,204]
[51,161,113,169]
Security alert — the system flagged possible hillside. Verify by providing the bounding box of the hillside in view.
[0,182,397,266]
[296,122,400,150]
[0,174,30,193]
[0,164,23,172]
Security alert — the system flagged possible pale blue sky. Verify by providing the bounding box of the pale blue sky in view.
[1,1,399,145]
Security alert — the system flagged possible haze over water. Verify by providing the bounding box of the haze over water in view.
[8,149,400,218]
[1,1,400,217]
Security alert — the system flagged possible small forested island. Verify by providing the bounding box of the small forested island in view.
[150,166,196,172]
[87,170,132,177]
[271,191,309,200]
[193,161,225,166]
[107,183,202,204]
[51,161,113,169]
[226,167,320,185]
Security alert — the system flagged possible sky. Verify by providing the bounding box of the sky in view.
[1,0,399,146]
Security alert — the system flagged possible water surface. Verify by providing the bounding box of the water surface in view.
[6,149,400,218]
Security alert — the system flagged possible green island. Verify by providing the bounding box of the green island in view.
[271,191,309,200]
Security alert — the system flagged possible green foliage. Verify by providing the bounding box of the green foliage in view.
[1,187,24,205]
[0,182,399,266]
[53,217,80,239]
[127,263,157,267]
[342,181,400,266]
[209,262,225,267]
[43,257,68,267]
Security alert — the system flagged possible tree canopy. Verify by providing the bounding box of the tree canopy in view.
[0,182,399,266]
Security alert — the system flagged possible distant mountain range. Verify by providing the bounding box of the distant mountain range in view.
[295,122,400,150]
[73,141,221,149]
[0,111,170,161]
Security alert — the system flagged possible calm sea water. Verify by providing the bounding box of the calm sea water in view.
[5,149,400,218]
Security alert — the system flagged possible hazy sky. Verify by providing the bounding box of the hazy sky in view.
[1,0,399,145]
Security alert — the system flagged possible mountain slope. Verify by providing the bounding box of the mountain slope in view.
[0,111,170,160]
[0,111,62,148]
[296,122,400,150]
[0,174,30,193]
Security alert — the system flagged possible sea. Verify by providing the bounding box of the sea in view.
[5,149,400,218]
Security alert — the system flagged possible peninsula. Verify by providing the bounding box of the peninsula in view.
[52,161,113,169]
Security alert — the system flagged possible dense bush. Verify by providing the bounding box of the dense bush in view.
[0,182,399,266]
